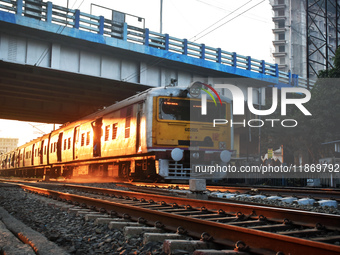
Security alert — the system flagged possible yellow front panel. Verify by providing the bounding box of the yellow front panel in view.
[152,97,231,150]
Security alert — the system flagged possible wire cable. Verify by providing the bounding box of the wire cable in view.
[194,0,265,42]
[190,0,253,41]
[123,1,261,82]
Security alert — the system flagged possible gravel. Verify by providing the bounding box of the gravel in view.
[55,182,340,214]
[0,186,166,255]
[225,193,340,214]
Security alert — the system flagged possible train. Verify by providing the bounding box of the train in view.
[0,82,233,181]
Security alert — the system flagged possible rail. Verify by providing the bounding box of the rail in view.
[0,0,315,88]
[16,183,340,255]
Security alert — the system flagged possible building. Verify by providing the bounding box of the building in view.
[270,0,339,80]
[0,138,19,154]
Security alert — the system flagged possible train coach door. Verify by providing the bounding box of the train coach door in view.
[23,148,25,167]
[17,151,21,167]
[40,140,44,164]
[136,103,143,153]
[73,126,80,160]
[31,144,35,165]
[57,132,63,162]
[92,118,102,157]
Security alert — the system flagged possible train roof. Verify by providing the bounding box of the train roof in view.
[71,85,231,123]
[54,86,193,131]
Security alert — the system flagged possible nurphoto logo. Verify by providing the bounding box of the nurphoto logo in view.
[189,82,312,128]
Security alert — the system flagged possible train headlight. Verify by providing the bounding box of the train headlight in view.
[171,148,183,161]
[220,150,231,163]
[188,81,202,98]
[219,141,226,149]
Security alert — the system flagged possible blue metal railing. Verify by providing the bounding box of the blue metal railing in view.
[0,0,314,88]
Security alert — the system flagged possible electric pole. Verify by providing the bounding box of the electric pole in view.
[160,0,163,34]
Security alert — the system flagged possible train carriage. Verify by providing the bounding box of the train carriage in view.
[16,146,25,169]
[0,83,233,181]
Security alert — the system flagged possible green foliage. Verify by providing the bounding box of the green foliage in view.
[261,47,340,163]
[318,47,340,78]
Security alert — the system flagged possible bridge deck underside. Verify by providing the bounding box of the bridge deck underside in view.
[0,61,149,124]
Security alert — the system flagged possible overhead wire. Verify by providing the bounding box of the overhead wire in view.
[190,0,253,41]
[194,0,270,24]
[123,0,266,82]
[193,0,266,42]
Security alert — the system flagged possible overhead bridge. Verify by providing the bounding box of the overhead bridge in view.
[0,0,311,123]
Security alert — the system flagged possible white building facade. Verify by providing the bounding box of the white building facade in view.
[270,0,339,80]
[0,138,19,154]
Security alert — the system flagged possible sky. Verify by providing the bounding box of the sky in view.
[0,0,274,146]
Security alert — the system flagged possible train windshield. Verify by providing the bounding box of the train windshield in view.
[159,97,226,122]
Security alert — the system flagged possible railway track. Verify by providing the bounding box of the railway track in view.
[128,182,340,201]
[6,182,340,255]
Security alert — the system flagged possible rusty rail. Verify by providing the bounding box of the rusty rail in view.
[14,183,340,255]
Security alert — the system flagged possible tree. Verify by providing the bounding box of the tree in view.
[261,47,340,163]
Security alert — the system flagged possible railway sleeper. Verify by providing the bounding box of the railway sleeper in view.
[190,213,230,219]
[163,240,219,254]
[227,220,268,227]
[157,208,196,213]
[124,226,165,238]
[276,228,324,237]
[42,191,254,254]
[310,235,340,243]
[249,223,297,232]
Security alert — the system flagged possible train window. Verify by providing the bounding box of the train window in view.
[159,98,226,123]
[44,146,46,155]
[68,137,71,150]
[125,117,130,138]
[81,133,85,146]
[125,106,132,139]
[64,139,67,150]
[105,125,110,141]
[86,132,90,146]
[112,123,118,139]
[54,142,57,152]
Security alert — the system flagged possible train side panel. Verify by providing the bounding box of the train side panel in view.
[115,104,138,156]
[77,122,93,160]
[17,147,24,168]
[40,134,50,166]
[23,144,33,167]
[101,110,121,158]
[32,140,41,166]
[49,131,61,164]
[0,154,4,170]
[61,128,74,162]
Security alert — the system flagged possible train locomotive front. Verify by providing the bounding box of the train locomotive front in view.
[148,85,232,180]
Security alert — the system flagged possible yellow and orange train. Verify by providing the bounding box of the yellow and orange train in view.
[0,84,232,181]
